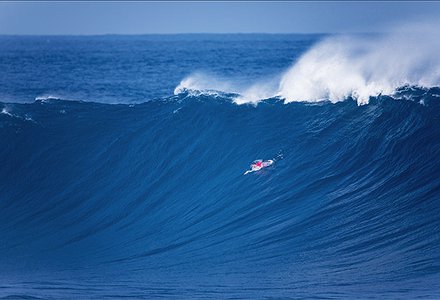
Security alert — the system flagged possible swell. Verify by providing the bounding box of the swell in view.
[1,94,440,295]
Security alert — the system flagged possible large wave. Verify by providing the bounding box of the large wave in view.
[1,93,440,298]
[1,27,440,298]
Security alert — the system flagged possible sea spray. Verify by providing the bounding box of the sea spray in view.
[279,21,440,105]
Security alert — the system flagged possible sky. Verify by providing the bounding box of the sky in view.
[0,2,439,35]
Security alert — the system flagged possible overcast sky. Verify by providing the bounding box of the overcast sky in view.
[0,2,439,35]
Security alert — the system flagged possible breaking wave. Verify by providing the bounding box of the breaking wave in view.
[175,22,440,105]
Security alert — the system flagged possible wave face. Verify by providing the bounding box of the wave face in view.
[1,34,440,299]
[1,92,440,299]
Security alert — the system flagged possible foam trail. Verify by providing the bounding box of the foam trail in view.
[279,21,440,105]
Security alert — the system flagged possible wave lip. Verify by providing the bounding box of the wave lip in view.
[174,72,236,96]
[174,73,281,105]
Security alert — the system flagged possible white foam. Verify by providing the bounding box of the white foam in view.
[233,79,279,105]
[174,72,237,96]
[280,21,440,105]
[1,107,34,122]
[1,107,12,116]
[35,95,62,102]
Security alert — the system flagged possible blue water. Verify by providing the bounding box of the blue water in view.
[1,35,440,299]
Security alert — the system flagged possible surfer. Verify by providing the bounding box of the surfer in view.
[252,160,263,170]
[244,159,274,174]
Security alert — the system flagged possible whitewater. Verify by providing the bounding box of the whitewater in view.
[1,31,440,299]
[174,23,440,106]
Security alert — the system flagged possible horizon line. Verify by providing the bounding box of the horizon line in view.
[0,32,380,36]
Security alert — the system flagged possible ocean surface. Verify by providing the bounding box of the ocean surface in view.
[1,34,440,299]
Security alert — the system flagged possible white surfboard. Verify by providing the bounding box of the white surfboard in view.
[244,159,274,175]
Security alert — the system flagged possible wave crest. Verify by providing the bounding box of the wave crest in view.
[175,22,440,105]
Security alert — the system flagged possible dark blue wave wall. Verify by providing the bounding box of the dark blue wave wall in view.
[1,91,440,298]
